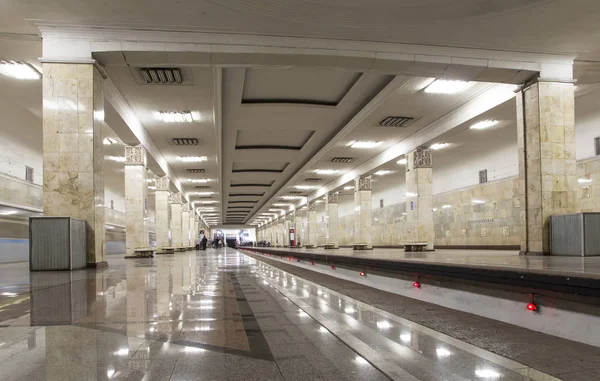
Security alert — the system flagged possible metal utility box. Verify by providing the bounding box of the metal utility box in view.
[29,217,88,270]
[550,213,600,256]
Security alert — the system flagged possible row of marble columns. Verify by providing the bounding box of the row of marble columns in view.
[124,146,204,256]
[257,80,576,254]
[40,62,576,259]
[256,147,434,250]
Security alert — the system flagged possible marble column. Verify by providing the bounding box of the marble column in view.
[170,193,183,248]
[189,211,196,247]
[42,63,106,266]
[194,215,200,246]
[274,218,281,247]
[155,176,171,253]
[306,202,318,248]
[405,149,434,250]
[517,80,577,255]
[354,176,373,249]
[294,210,304,247]
[124,145,150,256]
[326,193,339,248]
[181,202,190,249]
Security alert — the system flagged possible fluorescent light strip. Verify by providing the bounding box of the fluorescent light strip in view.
[424,79,473,94]
[470,119,499,130]
[0,60,40,80]
[178,156,207,162]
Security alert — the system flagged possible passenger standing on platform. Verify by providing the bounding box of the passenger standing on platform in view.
[202,236,208,250]
[195,237,200,250]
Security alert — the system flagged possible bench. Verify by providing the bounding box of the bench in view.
[175,247,187,252]
[304,244,317,249]
[324,243,338,249]
[353,243,369,250]
[133,247,155,258]
[157,247,175,255]
[403,243,428,252]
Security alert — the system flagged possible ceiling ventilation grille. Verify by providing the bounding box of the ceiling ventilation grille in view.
[199,196,213,199]
[378,116,415,127]
[331,157,354,163]
[186,169,205,173]
[289,191,304,195]
[305,178,322,183]
[140,68,182,84]
[195,185,210,189]
[171,138,198,146]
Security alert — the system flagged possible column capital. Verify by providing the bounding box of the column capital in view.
[355,176,372,191]
[410,148,433,170]
[170,192,183,204]
[308,202,318,211]
[125,145,147,166]
[326,192,339,204]
[155,176,170,191]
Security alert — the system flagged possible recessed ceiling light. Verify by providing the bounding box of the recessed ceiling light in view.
[178,156,207,162]
[472,199,485,204]
[0,60,40,80]
[578,178,592,184]
[107,156,126,162]
[347,141,382,149]
[343,186,354,190]
[315,169,337,175]
[103,137,118,145]
[375,170,391,176]
[281,196,304,200]
[424,79,473,94]
[294,185,315,190]
[198,201,218,204]
[0,210,18,216]
[272,203,291,207]
[148,186,156,190]
[430,143,449,150]
[470,119,499,130]
[152,111,201,123]
[397,158,407,165]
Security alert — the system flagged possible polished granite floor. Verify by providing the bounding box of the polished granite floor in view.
[0,249,575,380]
[260,247,600,278]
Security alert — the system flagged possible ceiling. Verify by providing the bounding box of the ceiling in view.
[3,0,600,60]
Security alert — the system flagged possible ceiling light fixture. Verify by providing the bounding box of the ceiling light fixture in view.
[424,79,473,94]
[272,203,291,207]
[294,185,316,190]
[152,110,201,123]
[375,170,391,176]
[430,143,449,150]
[578,178,593,184]
[281,196,304,200]
[470,119,499,130]
[397,158,407,165]
[178,156,207,163]
[0,60,41,80]
[188,178,210,183]
[107,156,126,162]
[347,140,382,149]
[315,169,337,175]
[0,211,18,216]
[343,186,354,190]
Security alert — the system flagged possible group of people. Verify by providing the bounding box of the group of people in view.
[195,236,223,250]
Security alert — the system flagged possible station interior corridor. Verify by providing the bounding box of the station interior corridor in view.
[0,249,598,381]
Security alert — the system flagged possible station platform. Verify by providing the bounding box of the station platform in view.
[245,247,600,297]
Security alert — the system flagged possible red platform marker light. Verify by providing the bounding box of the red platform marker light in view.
[330,265,335,270]
[526,303,537,312]
[359,272,366,277]
[297,259,300,262]
[413,281,421,288]
[287,257,292,261]
[310,261,315,266]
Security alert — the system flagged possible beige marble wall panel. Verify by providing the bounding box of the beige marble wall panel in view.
[0,173,43,209]
[577,157,600,212]
[433,178,522,247]
[517,82,577,254]
[326,201,339,248]
[42,63,105,265]
[189,213,196,244]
